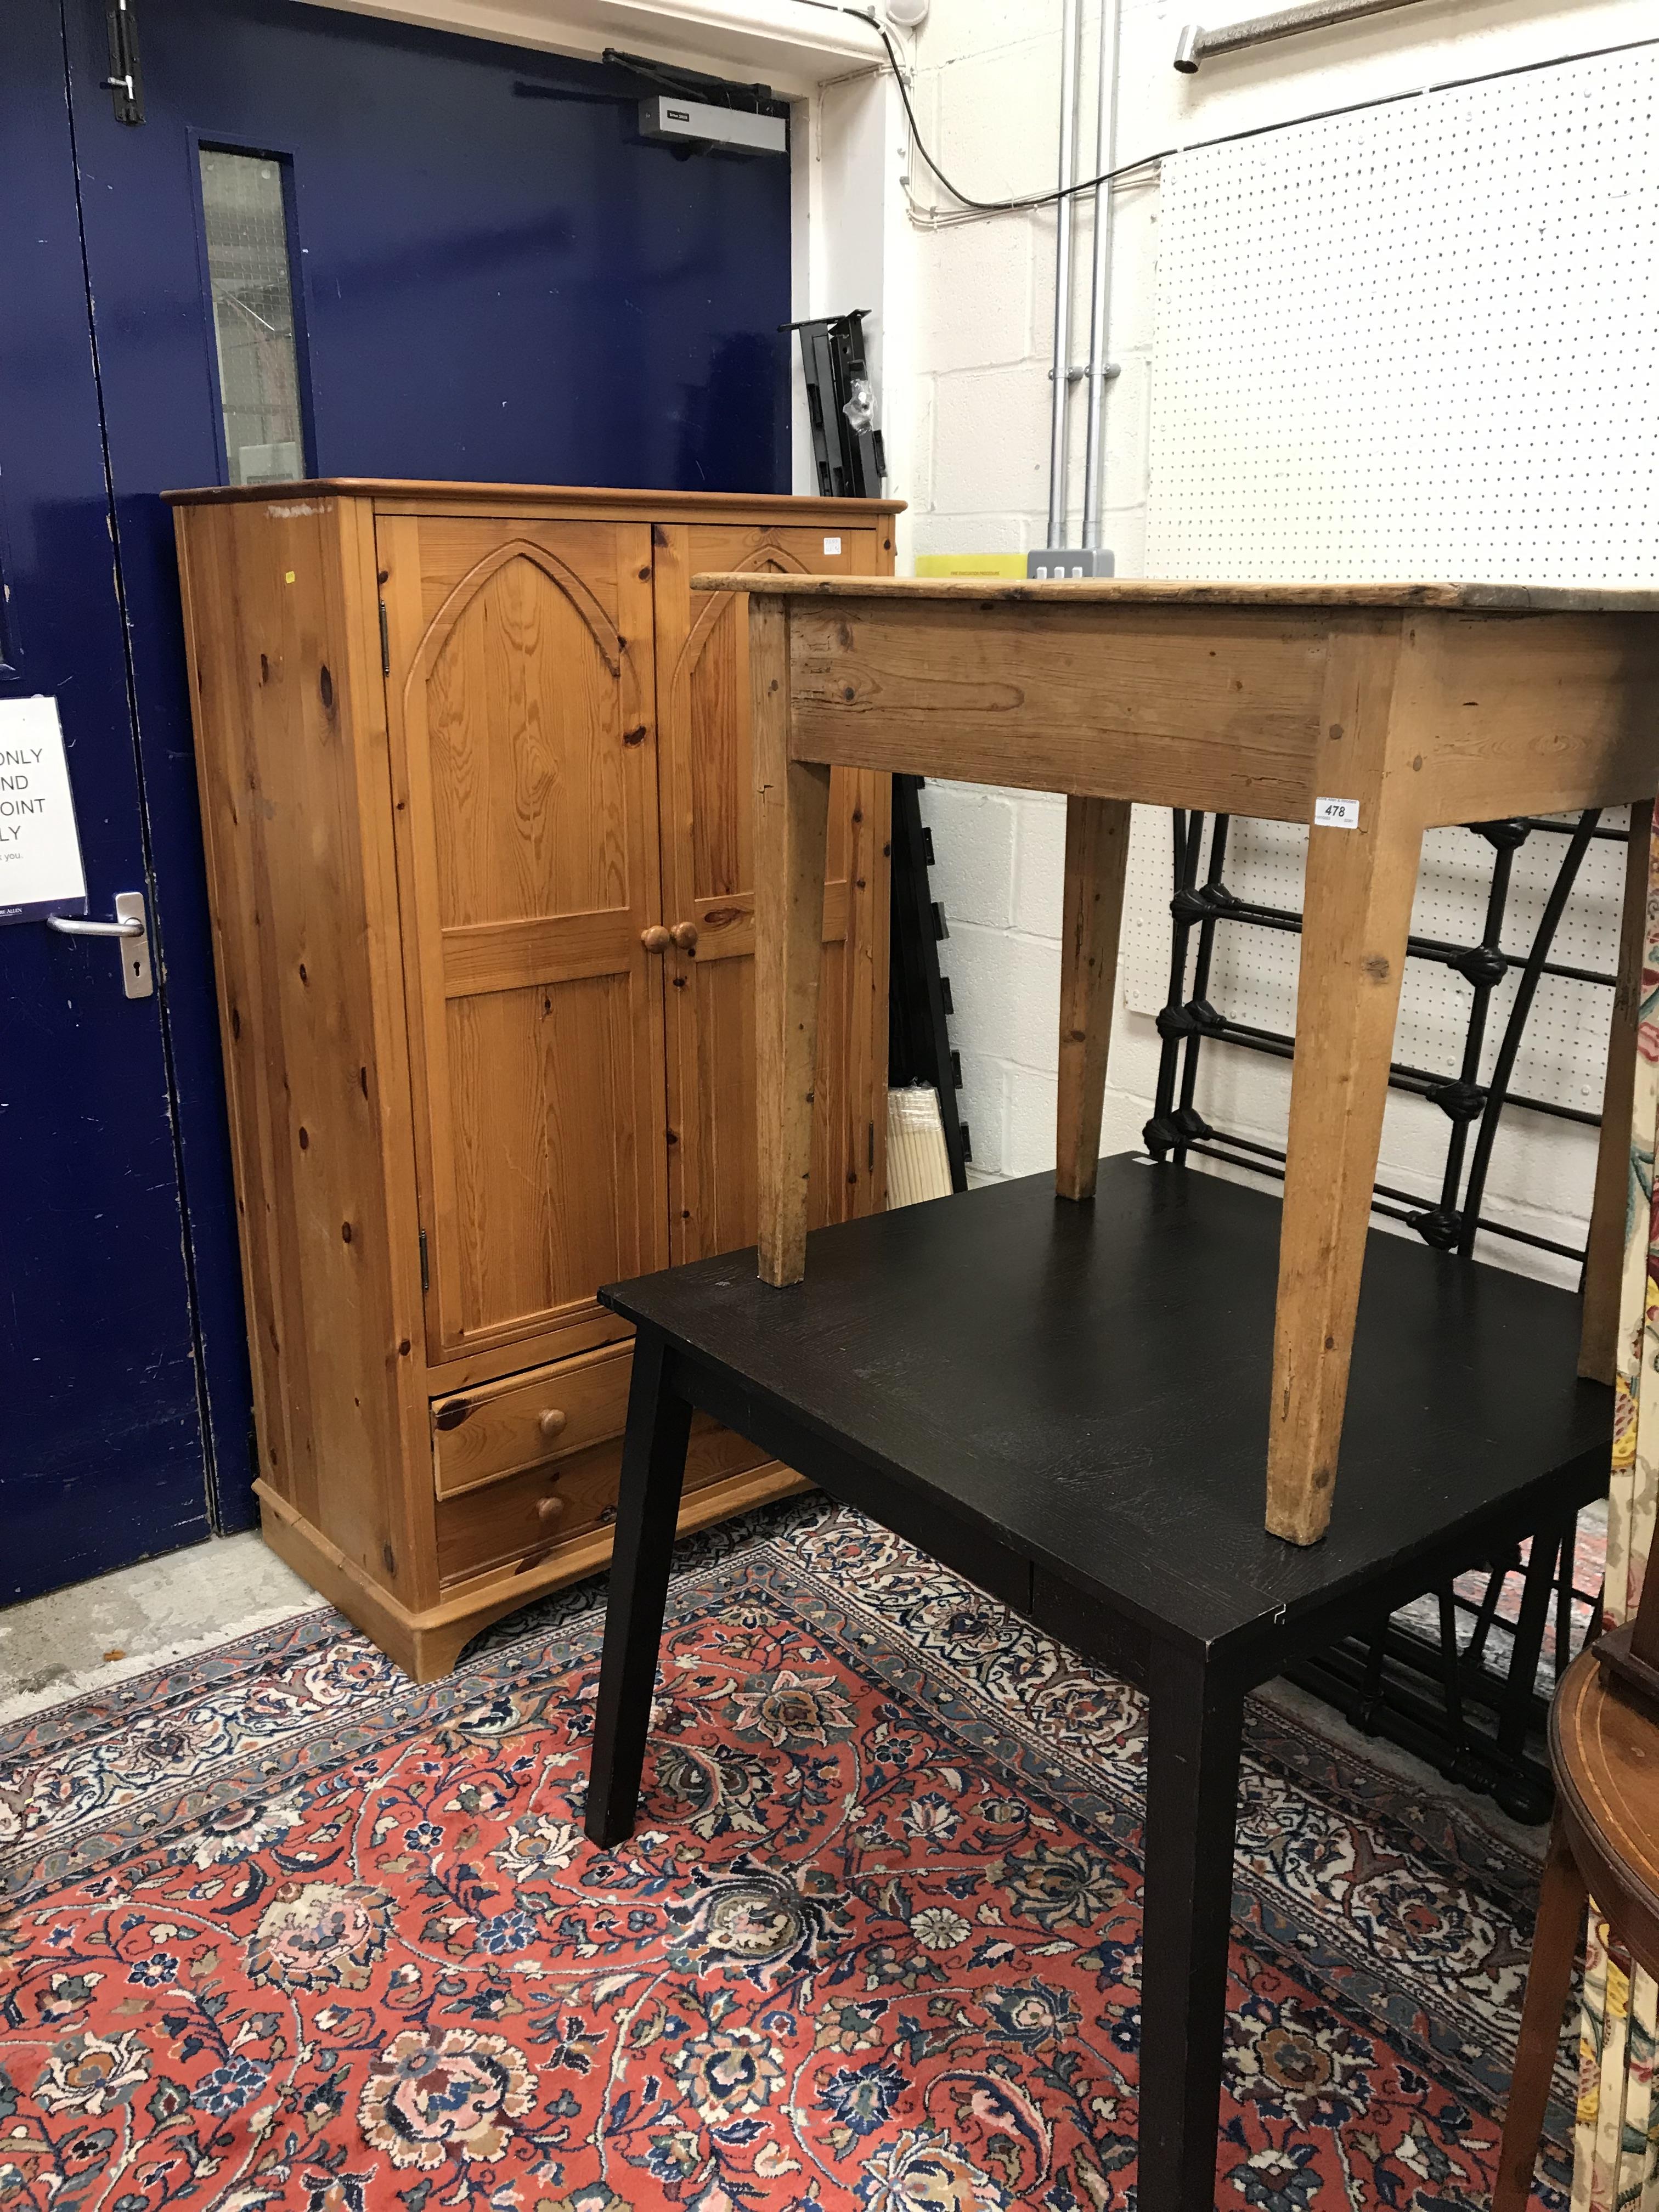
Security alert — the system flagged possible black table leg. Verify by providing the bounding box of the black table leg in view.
[1138,1643,1244,2212]
[584,1328,692,1848]
[1493,1510,1573,1822]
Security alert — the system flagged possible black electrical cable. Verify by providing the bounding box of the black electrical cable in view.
[782,3,1659,219]
[805,2,1178,215]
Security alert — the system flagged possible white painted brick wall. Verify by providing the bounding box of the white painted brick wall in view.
[895,0,1653,1256]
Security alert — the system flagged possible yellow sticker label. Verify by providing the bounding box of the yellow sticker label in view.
[285,570,296,584]
[915,553,1028,579]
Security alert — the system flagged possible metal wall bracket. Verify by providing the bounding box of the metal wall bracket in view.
[1175,0,1427,74]
[104,0,144,124]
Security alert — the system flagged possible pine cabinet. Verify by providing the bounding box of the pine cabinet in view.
[170,481,899,1678]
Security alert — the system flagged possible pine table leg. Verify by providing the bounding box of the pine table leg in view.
[751,594,831,1287]
[1268,798,1421,1544]
[1057,795,1133,1202]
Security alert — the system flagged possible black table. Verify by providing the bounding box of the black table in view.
[585,1158,1610,2212]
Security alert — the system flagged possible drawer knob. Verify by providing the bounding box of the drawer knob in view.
[538,1408,568,1441]
[669,920,699,953]
[537,1493,567,1524]
[640,925,672,954]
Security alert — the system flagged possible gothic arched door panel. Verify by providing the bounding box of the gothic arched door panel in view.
[382,514,668,1363]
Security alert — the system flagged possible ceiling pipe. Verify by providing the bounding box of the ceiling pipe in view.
[1046,0,1083,551]
[1081,0,1122,552]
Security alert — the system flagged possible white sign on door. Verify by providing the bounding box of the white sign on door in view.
[0,695,88,926]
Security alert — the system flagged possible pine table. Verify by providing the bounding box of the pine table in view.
[721,573,1659,1542]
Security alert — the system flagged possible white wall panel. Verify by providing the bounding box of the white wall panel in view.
[1148,46,1659,590]
[1107,43,1659,1254]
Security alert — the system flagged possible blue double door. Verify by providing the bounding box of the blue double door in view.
[1,0,791,1601]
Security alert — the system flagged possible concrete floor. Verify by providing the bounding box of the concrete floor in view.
[0,1530,318,1726]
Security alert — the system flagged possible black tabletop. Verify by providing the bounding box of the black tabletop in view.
[601,1159,1610,1658]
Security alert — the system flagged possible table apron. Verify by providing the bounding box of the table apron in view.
[1232,1441,1610,1692]
[781,599,1659,829]
[662,1338,1607,1705]
[668,1344,1040,1622]
[787,598,1328,821]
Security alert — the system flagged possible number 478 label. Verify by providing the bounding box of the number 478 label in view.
[1313,795,1361,830]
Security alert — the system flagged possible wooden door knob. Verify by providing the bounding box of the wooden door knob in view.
[669,921,699,953]
[538,1408,568,1440]
[536,1493,566,1524]
[640,925,672,954]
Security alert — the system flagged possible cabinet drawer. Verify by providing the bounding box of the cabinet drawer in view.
[435,1415,771,1590]
[431,1345,631,1500]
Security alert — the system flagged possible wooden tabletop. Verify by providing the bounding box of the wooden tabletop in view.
[691,571,1659,612]
[600,1159,1610,1659]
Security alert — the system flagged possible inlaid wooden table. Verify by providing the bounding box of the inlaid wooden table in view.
[584,1163,1612,2212]
[714,573,1659,1542]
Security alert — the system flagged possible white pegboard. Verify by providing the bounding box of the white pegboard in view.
[1130,45,1657,1200]
[1148,46,1659,588]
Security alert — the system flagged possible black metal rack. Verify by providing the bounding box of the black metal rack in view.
[785,311,970,1190]
[783,309,885,501]
[888,776,970,1192]
[1148,809,1617,1818]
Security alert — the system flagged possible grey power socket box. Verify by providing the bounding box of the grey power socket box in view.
[1026,548,1116,579]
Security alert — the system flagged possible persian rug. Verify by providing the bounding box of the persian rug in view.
[0,1499,1575,2211]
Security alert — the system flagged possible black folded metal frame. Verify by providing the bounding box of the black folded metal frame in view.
[1146,808,1616,1820]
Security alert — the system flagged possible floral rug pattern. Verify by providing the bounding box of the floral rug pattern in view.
[0,1500,1573,2210]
